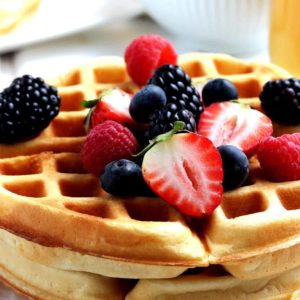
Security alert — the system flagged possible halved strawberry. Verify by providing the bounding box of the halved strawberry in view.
[197,102,273,156]
[82,88,138,131]
[142,133,223,218]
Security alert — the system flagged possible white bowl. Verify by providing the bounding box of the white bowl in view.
[141,0,271,55]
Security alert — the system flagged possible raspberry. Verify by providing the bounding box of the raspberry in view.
[257,133,300,182]
[81,120,139,176]
[124,34,177,86]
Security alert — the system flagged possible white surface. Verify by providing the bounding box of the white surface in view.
[0,0,143,54]
[141,0,271,55]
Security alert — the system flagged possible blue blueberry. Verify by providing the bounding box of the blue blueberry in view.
[100,159,154,196]
[218,145,249,191]
[129,84,167,123]
[202,78,238,107]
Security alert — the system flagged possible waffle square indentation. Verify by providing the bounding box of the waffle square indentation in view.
[233,78,262,98]
[0,159,42,175]
[277,186,300,210]
[51,116,85,137]
[61,70,81,86]
[59,90,85,111]
[59,177,100,197]
[181,61,207,78]
[56,156,86,174]
[94,66,127,84]
[214,58,253,75]
[4,181,46,198]
[124,199,172,222]
[222,192,267,219]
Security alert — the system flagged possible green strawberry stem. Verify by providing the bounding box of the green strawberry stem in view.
[82,89,116,132]
[133,121,185,157]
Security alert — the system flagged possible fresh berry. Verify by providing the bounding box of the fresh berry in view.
[100,159,154,196]
[257,133,300,182]
[197,102,273,156]
[145,108,196,142]
[81,120,139,176]
[129,84,166,123]
[218,145,249,190]
[82,89,137,131]
[125,34,177,86]
[145,64,203,140]
[142,132,223,217]
[202,78,238,107]
[259,78,300,125]
[0,75,60,143]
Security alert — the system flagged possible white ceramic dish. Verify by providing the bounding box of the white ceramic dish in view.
[0,0,143,54]
[140,0,271,55]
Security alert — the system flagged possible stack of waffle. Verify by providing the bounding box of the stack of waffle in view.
[0,53,299,300]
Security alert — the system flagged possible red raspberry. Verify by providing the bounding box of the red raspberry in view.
[257,133,300,182]
[81,120,139,176]
[125,34,177,86]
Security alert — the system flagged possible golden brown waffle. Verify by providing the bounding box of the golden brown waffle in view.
[205,156,300,280]
[0,152,202,278]
[0,229,131,300]
[0,53,299,284]
[126,266,300,300]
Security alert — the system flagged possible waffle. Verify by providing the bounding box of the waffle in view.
[0,151,200,278]
[126,265,300,300]
[0,53,295,159]
[205,156,300,280]
[0,229,131,300]
[0,53,299,285]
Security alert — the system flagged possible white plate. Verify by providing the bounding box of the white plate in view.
[0,0,143,54]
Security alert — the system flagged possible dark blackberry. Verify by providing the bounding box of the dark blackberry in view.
[259,78,300,125]
[145,107,196,141]
[145,64,203,140]
[0,75,61,143]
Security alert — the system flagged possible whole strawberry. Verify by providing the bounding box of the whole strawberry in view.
[257,133,300,182]
[81,120,139,176]
[82,89,137,131]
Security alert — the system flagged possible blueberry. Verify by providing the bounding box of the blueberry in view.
[202,78,238,107]
[100,159,154,197]
[129,84,167,123]
[217,145,249,191]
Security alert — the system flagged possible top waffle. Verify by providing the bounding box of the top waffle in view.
[0,53,299,279]
[0,53,293,158]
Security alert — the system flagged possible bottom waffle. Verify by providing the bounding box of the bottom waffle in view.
[126,266,300,300]
[0,228,186,280]
[0,230,132,300]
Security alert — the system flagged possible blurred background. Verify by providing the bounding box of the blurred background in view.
[0,0,297,88]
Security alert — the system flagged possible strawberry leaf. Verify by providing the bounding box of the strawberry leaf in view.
[134,121,185,157]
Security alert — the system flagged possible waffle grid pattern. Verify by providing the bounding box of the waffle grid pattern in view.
[0,151,207,267]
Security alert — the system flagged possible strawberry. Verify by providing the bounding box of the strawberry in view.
[82,88,137,131]
[257,133,300,182]
[197,102,273,156]
[142,132,223,217]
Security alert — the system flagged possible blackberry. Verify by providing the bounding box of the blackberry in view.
[0,75,61,143]
[259,78,300,125]
[145,64,203,140]
[145,107,196,141]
